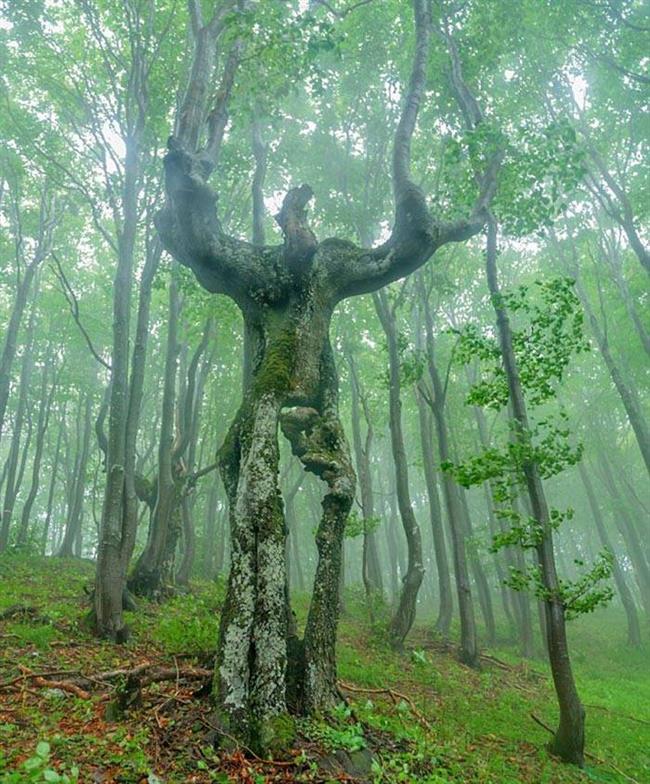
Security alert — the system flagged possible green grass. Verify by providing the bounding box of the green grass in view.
[1,554,648,783]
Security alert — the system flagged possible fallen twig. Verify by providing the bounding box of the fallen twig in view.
[31,675,91,700]
[0,669,77,691]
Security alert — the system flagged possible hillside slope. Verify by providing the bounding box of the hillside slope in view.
[0,556,647,783]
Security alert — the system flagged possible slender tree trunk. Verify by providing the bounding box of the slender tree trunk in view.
[457,485,497,646]
[0,303,38,551]
[595,453,650,624]
[94,133,141,641]
[415,387,453,636]
[346,347,383,604]
[0,194,55,444]
[419,285,479,666]
[487,216,584,765]
[17,361,56,545]
[204,480,220,578]
[58,396,93,558]
[374,289,424,648]
[41,412,64,555]
[579,285,650,476]
[578,463,641,646]
[129,271,181,597]
[120,241,163,574]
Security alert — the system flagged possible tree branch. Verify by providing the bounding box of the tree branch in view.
[50,252,111,371]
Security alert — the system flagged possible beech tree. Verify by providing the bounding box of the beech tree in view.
[155,0,499,748]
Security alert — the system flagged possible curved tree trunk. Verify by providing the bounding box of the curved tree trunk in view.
[374,289,424,648]
[209,299,354,750]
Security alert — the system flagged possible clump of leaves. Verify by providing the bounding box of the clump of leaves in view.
[345,510,382,540]
[446,275,611,619]
[0,741,78,783]
[302,703,367,752]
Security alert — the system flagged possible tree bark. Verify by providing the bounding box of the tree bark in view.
[17,360,57,546]
[486,215,584,766]
[578,463,641,646]
[418,283,479,666]
[374,289,424,648]
[57,395,93,558]
[414,386,453,636]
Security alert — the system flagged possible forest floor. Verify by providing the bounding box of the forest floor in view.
[0,556,648,784]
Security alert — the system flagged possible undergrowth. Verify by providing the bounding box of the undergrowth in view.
[0,555,648,783]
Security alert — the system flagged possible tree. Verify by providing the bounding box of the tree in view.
[155,0,499,749]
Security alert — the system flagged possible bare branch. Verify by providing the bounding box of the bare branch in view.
[50,252,111,371]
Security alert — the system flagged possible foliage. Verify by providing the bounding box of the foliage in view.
[446,275,613,617]
[0,742,78,783]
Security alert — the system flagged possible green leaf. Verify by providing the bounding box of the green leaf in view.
[36,742,50,759]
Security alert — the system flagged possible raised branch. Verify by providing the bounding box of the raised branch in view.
[275,184,318,269]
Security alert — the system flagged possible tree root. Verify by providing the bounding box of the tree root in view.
[338,680,433,732]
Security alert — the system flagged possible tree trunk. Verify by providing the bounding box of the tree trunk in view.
[93,133,141,642]
[487,216,584,765]
[0,302,38,551]
[41,411,64,555]
[374,289,424,648]
[415,387,453,636]
[595,453,650,624]
[346,347,383,605]
[578,463,641,646]
[578,283,650,477]
[419,284,479,666]
[17,361,56,546]
[0,195,55,444]
[129,271,181,597]
[457,484,497,646]
[57,395,93,557]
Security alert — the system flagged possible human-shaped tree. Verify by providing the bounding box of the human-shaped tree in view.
[155,0,499,750]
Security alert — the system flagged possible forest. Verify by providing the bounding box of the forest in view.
[0,0,648,782]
